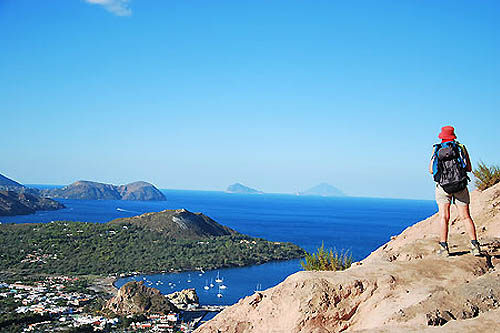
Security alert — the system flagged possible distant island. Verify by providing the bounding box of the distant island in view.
[226,183,264,194]
[43,180,166,201]
[0,209,305,275]
[299,183,345,197]
[0,173,65,216]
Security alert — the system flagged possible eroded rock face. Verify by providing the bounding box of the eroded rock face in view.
[105,281,177,315]
[196,183,500,333]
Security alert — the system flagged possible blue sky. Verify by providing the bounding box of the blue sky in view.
[1,0,499,199]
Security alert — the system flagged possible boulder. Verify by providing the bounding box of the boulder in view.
[105,281,177,315]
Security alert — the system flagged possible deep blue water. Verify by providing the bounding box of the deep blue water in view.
[1,189,437,306]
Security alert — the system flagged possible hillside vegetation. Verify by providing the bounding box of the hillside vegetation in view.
[109,209,235,239]
[0,210,305,276]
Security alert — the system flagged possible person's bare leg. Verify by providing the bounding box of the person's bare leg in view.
[438,203,451,242]
[457,204,477,241]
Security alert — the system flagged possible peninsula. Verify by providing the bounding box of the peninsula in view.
[43,180,166,201]
[0,209,305,275]
[0,173,65,216]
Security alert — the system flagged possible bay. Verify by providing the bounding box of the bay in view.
[1,189,437,306]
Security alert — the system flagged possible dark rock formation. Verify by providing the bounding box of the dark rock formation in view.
[45,180,166,201]
[105,281,177,315]
[226,183,263,194]
[0,190,65,216]
[109,208,236,239]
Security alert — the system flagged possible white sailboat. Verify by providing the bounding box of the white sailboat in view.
[215,271,223,283]
[209,278,214,288]
[217,285,223,298]
[204,280,209,290]
[187,274,191,283]
[219,277,227,289]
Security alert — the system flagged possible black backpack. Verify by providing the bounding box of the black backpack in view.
[433,141,469,194]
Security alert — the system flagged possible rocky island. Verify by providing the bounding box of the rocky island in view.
[299,182,345,197]
[0,173,65,216]
[226,183,263,194]
[43,180,166,201]
[196,183,500,332]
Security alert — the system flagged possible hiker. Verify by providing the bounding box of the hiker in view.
[429,125,481,257]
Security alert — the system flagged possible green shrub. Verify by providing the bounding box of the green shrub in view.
[300,243,353,271]
[473,161,500,191]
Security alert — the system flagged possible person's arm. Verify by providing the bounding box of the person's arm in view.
[463,146,473,172]
[429,146,437,174]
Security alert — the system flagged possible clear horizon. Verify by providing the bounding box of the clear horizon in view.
[17,179,438,201]
[2,0,499,200]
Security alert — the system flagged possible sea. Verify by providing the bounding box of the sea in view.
[1,189,437,308]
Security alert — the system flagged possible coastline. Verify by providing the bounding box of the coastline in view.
[89,275,119,297]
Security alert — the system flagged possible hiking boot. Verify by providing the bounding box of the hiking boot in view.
[437,242,450,257]
[471,242,481,256]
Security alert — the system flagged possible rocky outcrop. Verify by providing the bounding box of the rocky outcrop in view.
[109,208,237,239]
[45,180,166,201]
[166,288,199,310]
[196,183,500,332]
[105,281,177,315]
[0,190,65,216]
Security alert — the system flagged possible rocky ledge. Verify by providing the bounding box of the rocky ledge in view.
[196,183,500,332]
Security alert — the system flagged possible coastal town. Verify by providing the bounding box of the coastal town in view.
[0,274,213,332]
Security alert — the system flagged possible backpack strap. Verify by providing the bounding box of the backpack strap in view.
[432,143,442,179]
[456,142,468,169]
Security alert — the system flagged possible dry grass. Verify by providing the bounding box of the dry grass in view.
[473,161,500,191]
[300,243,353,271]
